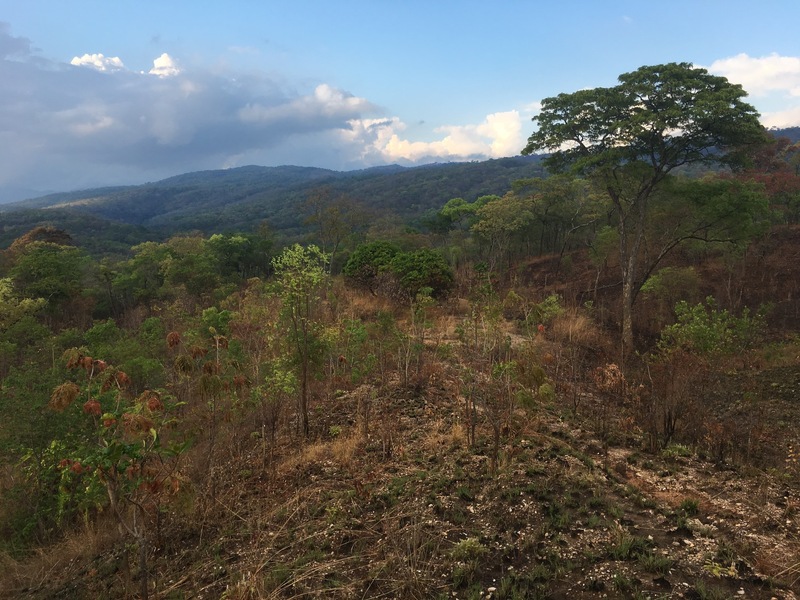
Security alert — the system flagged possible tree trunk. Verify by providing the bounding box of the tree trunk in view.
[616,189,648,362]
[621,264,635,358]
[299,355,309,437]
[138,527,149,600]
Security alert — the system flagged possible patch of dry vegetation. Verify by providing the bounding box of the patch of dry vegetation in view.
[4,236,800,599]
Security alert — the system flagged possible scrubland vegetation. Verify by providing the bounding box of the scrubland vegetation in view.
[1,64,800,599]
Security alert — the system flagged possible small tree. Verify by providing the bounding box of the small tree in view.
[387,248,454,300]
[272,244,329,436]
[470,193,532,273]
[644,297,767,450]
[304,187,369,273]
[9,240,89,327]
[49,349,184,600]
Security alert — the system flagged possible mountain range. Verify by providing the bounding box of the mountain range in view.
[2,126,798,252]
[0,157,545,249]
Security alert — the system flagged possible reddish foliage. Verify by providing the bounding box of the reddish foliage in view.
[83,399,102,416]
[166,331,181,348]
[50,382,81,411]
[65,351,82,370]
[202,361,219,375]
[115,371,131,388]
[122,412,155,435]
[146,395,163,412]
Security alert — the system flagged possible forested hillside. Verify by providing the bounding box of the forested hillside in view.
[2,68,800,599]
[0,157,545,247]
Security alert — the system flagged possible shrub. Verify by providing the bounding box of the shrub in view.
[658,297,767,356]
[387,248,454,299]
[342,241,401,293]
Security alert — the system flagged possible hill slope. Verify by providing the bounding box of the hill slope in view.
[3,354,798,599]
[0,157,545,238]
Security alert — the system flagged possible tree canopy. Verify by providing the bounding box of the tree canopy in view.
[522,62,769,353]
[523,62,765,177]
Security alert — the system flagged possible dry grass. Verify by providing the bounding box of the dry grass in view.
[333,284,395,321]
[277,431,363,474]
[550,306,604,348]
[278,441,328,474]
[755,543,800,587]
[0,514,122,598]
[7,244,800,598]
[330,432,361,465]
[419,419,466,454]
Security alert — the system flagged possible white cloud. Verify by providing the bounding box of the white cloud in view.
[239,84,374,124]
[0,25,393,192]
[0,23,532,197]
[522,101,542,115]
[477,111,524,157]
[354,110,525,163]
[70,53,125,72]
[60,109,116,136]
[708,53,800,97]
[706,53,800,129]
[761,106,800,129]
[149,53,181,77]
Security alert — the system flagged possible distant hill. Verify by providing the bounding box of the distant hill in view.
[3,125,796,252]
[0,157,545,248]
[771,126,800,143]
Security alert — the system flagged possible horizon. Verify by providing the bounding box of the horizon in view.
[4,124,800,205]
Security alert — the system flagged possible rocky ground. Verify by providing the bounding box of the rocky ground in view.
[6,361,798,600]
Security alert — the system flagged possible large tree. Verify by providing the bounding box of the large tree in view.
[522,62,767,353]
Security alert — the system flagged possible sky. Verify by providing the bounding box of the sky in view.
[1,1,799,201]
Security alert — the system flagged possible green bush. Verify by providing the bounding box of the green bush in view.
[388,248,454,299]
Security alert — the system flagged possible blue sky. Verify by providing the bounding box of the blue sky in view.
[1,1,799,200]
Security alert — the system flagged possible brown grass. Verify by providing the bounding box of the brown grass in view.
[277,431,363,475]
[550,306,604,348]
[420,419,466,454]
[0,514,122,598]
[755,544,800,587]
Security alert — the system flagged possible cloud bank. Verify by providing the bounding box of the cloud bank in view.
[2,20,798,201]
[0,23,525,198]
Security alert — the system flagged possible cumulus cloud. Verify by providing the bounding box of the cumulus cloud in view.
[149,52,181,77]
[71,53,125,71]
[708,53,800,97]
[0,23,391,195]
[351,110,525,164]
[239,84,375,127]
[760,106,800,130]
[707,53,800,129]
[0,23,527,199]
